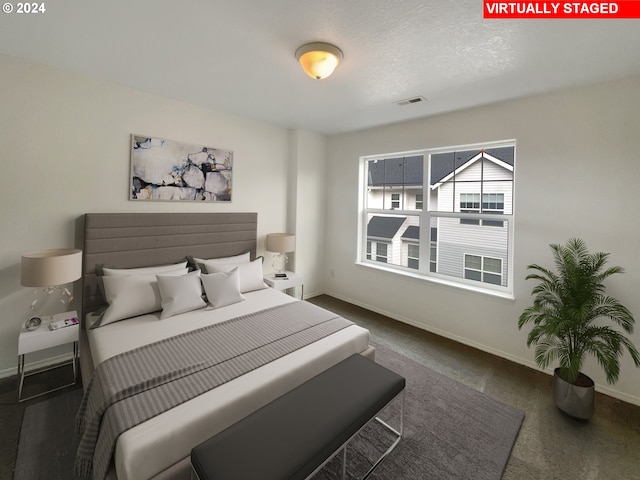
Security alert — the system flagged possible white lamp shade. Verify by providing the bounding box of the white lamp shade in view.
[21,249,83,287]
[266,233,296,253]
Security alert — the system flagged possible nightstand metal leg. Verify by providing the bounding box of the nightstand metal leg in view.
[17,341,79,402]
[17,354,25,402]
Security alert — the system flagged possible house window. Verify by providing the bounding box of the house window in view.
[375,243,388,263]
[361,142,515,295]
[407,244,419,269]
[464,254,503,285]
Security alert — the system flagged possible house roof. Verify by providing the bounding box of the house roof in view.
[368,146,514,187]
[430,147,514,185]
[367,156,423,187]
[401,226,420,240]
[367,216,406,239]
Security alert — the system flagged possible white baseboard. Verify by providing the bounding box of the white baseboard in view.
[324,290,640,408]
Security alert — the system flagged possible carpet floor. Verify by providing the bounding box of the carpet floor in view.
[316,343,524,479]
[14,388,82,480]
[14,344,523,480]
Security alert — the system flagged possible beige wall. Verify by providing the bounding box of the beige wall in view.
[325,75,640,405]
[0,54,324,376]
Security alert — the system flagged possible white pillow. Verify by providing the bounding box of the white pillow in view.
[201,268,245,308]
[157,270,207,319]
[191,252,250,266]
[203,258,267,293]
[92,268,188,327]
[101,261,188,276]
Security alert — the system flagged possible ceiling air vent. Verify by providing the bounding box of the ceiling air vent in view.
[395,96,427,106]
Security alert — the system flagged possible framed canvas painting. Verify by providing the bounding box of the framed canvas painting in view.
[130,135,233,202]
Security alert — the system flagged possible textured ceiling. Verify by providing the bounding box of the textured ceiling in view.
[2,0,639,134]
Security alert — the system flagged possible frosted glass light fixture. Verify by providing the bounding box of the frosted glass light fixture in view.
[295,42,343,80]
[266,233,296,274]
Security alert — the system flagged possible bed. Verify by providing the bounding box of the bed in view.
[76,212,373,480]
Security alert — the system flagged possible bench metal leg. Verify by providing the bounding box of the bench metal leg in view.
[304,389,405,480]
[359,389,405,480]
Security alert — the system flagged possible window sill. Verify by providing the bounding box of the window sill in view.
[354,261,515,301]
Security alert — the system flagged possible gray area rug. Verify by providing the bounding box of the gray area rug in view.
[14,346,523,480]
[316,344,525,480]
[14,388,83,480]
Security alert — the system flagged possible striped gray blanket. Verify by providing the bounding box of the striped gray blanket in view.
[75,301,353,480]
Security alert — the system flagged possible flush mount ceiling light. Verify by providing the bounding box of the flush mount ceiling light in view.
[295,42,343,80]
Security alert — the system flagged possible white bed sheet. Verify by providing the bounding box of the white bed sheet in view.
[86,288,370,480]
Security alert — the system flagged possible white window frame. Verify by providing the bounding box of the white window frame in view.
[357,140,515,299]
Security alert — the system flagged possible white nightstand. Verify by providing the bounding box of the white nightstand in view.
[263,271,304,299]
[17,310,79,402]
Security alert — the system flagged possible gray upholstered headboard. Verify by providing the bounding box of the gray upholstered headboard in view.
[79,212,258,322]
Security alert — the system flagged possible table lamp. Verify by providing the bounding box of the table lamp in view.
[266,233,295,275]
[21,248,82,330]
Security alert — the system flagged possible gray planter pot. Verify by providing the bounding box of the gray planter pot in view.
[552,368,595,420]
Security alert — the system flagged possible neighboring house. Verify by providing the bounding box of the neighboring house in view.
[366,155,423,211]
[365,147,514,287]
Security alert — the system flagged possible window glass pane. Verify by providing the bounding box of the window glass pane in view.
[484,273,502,285]
[366,156,423,211]
[431,215,510,286]
[465,269,482,281]
[366,213,420,268]
[483,257,502,274]
[465,255,482,269]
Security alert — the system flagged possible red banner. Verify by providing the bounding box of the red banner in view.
[484,1,640,18]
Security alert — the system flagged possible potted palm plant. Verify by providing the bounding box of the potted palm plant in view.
[519,238,640,420]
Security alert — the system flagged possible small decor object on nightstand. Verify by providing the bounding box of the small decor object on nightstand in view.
[266,233,296,274]
[25,316,41,331]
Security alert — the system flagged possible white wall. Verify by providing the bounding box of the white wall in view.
[0,54,324,376]
[325,75,640,405]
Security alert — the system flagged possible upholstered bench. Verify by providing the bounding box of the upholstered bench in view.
[190,353,405,480]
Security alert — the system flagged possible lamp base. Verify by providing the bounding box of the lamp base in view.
[272,253,288,274]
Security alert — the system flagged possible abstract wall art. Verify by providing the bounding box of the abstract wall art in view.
[130,135,233,202]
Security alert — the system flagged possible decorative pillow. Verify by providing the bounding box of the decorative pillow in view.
[201,258,267,293]
[188,251,250,269]
[100,261,189,276]
[91,268,189,328]
[156,270,207,319]
[201,268,245,308]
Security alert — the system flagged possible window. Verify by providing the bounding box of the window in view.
[375,243,388,263]
[464,254,503,285]
[360,142,515,295]
[415,194,423,210]
[407,244,419,269]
